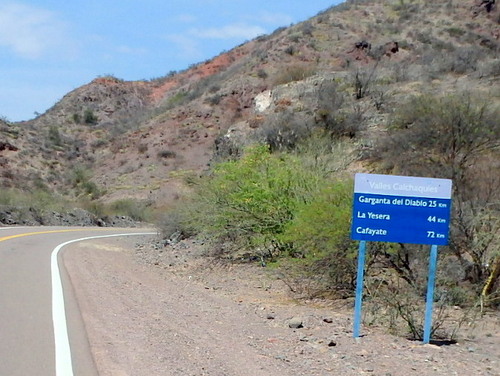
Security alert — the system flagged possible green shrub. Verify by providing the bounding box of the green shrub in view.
[84,109,98,125]
[277,181,356,295]
[70,166,102,200]
[183,137,356,265]
[0,188,69,213]
[280,181,353,256]
[187,145,295,255]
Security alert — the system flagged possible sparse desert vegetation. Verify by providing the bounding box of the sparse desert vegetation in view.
[1,0,499,343]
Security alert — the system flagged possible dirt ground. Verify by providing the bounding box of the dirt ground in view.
[64,236,499,376]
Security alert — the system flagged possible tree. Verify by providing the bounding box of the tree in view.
[371,92,500,296]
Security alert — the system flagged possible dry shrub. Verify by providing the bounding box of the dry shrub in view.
[272,64,316,86]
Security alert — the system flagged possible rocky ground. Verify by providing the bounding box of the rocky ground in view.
[0,205,139,227]
[63,235,499,376]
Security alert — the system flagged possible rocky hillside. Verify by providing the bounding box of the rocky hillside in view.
[1,0,498,208]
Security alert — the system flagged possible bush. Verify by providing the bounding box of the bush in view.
[0,188,69,213]
[376,92,499,181]
[187,142,349,256]
[70,166,102,200]
[273,64,316,86]
[365,282,464,341]
[157,205,195,241]
[425,47,484,75]
[259,110,313,151]
[257,69,268,79]
[186,145,301,257]
[315,80,364,138]
[157,150,177,159]
[370,92,500,302]
[84,109,98,125]
[47,125,63,148]
[300,21,315,37]
[107,199,151,222]
[278,181,356,296]
[207,94,222,105]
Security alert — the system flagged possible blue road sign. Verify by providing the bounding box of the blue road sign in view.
[351,173,453,344]
[351,173,452,245]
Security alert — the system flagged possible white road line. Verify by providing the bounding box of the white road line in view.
[51,232,157,376]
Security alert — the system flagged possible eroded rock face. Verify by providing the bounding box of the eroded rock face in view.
[0,205,139,227]
[255,73,339,115]
[472,0,498,15]
[32,77,152,128]
[480,0,496,13]
[0,141,18,152]
[255,90,272,112]
[355,40,372,50]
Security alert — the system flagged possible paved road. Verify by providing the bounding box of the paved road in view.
[0,226,156,376]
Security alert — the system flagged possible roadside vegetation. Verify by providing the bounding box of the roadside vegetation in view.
[0,187,153,224]
[159,90,499,341]
[2,0,498,342]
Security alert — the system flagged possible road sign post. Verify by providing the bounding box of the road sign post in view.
[353,240,366,339]
[423,244,439,344]
[350,173,452,344]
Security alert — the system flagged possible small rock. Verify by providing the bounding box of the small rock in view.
[288,317,303,329]
[323,317,333,323]
[266,314,275,320]
[328,340,337,347]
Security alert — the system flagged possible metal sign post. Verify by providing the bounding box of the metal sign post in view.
[423,244,439,344]
[350,173,452,344]
[353,240,367,338]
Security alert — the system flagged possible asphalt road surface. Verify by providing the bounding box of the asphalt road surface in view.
[0,226,156,376]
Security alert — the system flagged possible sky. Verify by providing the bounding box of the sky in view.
[0,0,342,122]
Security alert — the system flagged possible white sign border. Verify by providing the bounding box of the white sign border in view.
[354,173,452,199]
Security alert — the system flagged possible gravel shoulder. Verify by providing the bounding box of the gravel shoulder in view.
[63,237,500,376]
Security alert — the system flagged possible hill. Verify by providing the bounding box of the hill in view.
[1,0,499,342]
[0,0,497,207]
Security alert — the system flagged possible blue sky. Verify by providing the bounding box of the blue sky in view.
[0,1,341,122]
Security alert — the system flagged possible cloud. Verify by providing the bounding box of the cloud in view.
[188,23,266,40]
[0,2,71,59]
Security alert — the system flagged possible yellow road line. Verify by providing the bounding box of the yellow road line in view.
[0,228,109,242]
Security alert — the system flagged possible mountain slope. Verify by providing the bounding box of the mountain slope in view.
[1,0,498,207]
